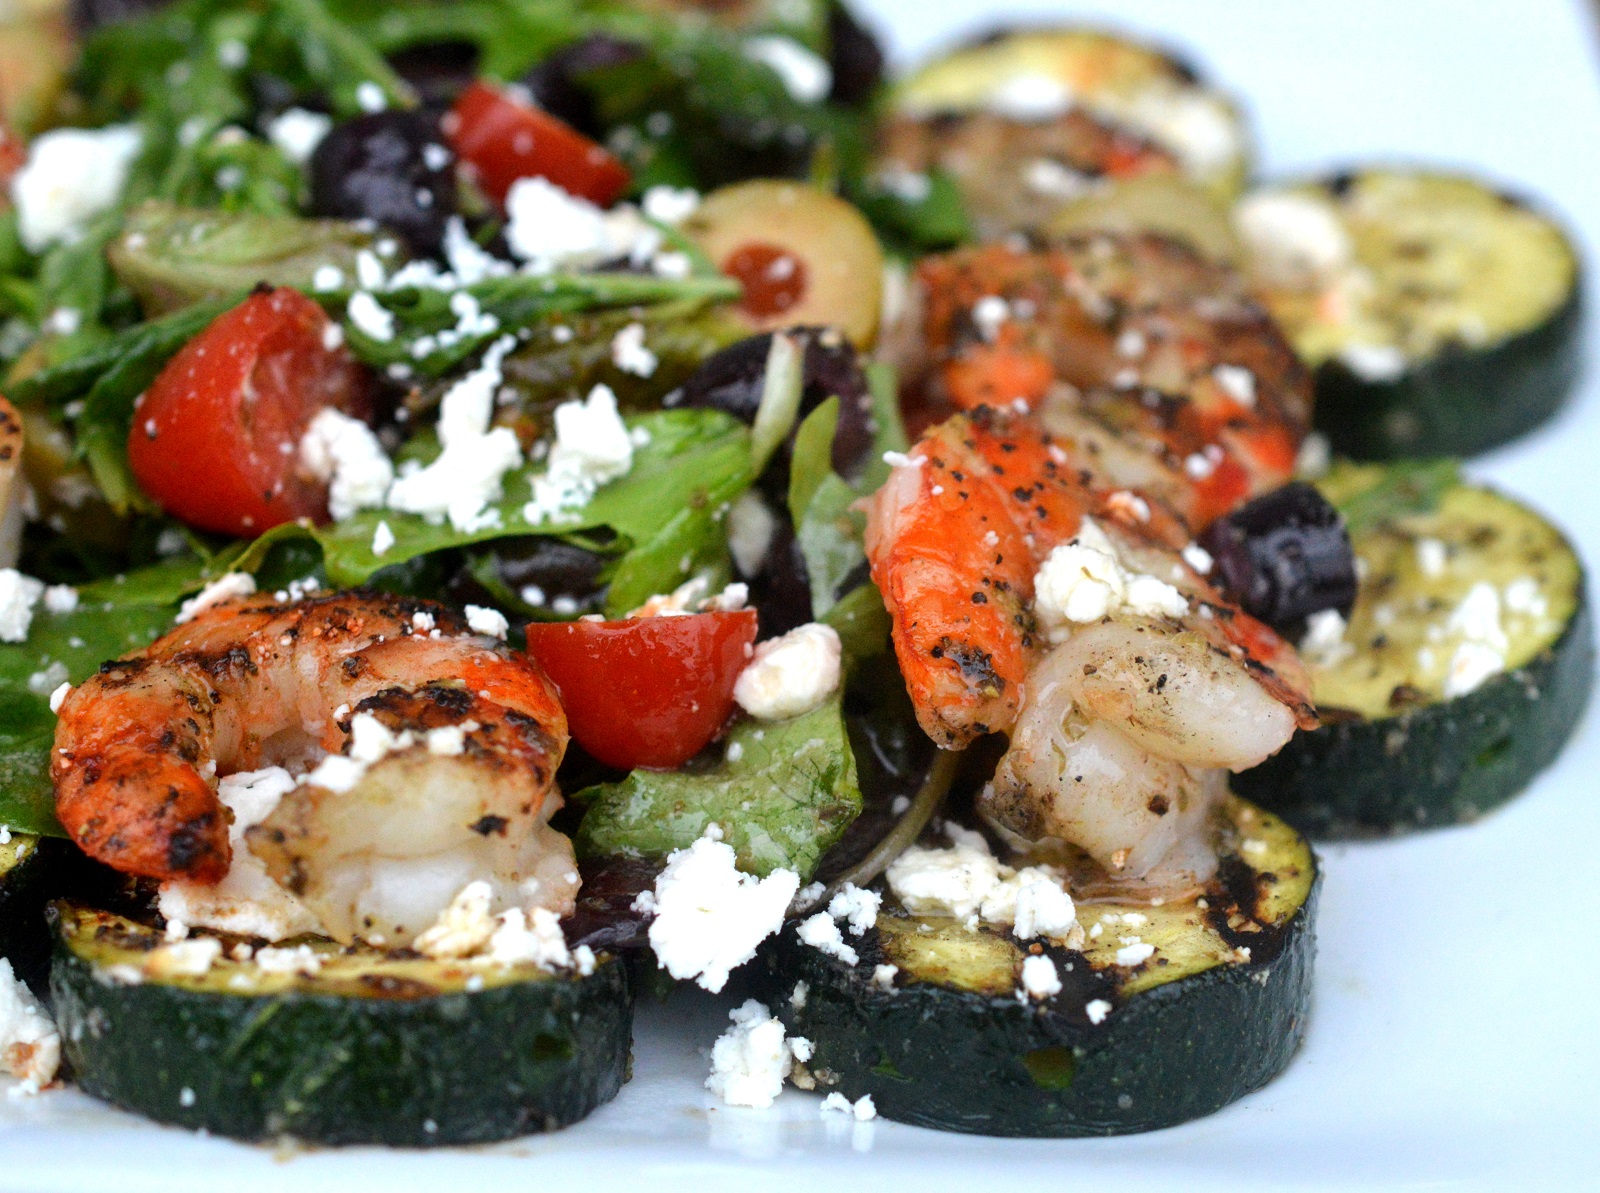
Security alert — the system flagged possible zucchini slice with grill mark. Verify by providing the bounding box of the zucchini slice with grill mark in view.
[1236,462,1593,836]
[761,796,1316,1136]
[49,902,633,1146]
[877,28,1251,240]
[1237,169,1582,459]
[0,833,57,994]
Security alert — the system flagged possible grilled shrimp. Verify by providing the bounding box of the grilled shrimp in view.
[0,396,24,567]
[866,409,1313,889]
[909,232,1311,528]
[52,590,575,941]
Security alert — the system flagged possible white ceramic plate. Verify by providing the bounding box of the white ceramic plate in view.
[5,2,1598,1189]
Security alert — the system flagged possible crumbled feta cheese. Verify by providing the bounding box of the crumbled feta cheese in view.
[1008,870,1079,940]
[1212,364,1257,406]
[1181,543,1213,575]
[1299,608,1353,668]
[1023,157,1093,199]
[482,906,571,970]
[0,570,44,642]
[645,834,799,992]
[465,605,510,639]
[298,408,394,521]
[743,36,832,103]
[355,81,387,113]
[147,937,223,977]
[871,964,898,990]
[1103,85,1240,176]
[820,1091,877,1120]
[1504,577,1549,619]
[1019,954,1061,1000]
[1442,583,1507,697]
[312,264,344,292]
[1415,537,1448,578]
[158,766,319,941]
[1104,490,1151,524]
[0,959,59,1094]
[652,251,691,279]
[43,307,81,336]
[987,73,1073,120]
[441,217,511,285]
[1085,998,1112,1025]
[1032,518,1186,635]
[706,999,797,1108]
[254,944,323,975]
[733,623,842,720]
[10,124,143,253]
[503,177,611,270]
[523,385,635,525]
[346,291,395,342]
[1339,343,1408,382]
[641,185,700,226]
[266,107,332,164]
[388,336,523,532]
[790,980,809,1009]
[48,682,72,714]
[796,911,858,966]
[609,322,658,378]
[826,883,881,937]
[42,584,79,614]
[1234,191,1352,287]
[1115,941,1155,967]
[175,572,256,624]
[727,492,779,578]
[971,295,1010,341]
[414,881,497,958]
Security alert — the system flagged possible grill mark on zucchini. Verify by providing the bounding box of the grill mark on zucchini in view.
[1236,462,1593,835]
[1239,169,1582,458]
[49,902,634,1145]
[761,796,1316,1135]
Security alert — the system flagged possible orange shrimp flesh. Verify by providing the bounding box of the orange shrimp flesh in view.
[915,233,1312,528]
[52,590,566,885]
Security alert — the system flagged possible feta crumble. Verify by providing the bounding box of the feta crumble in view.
[175,572,256,624]
[465,605,510,639]
[1018,954,1061,1000]
[826,883,881,937]
[10,124,143,253]
[610,322,658,378]
[523,385,635,524]
[796,911,858,966]
[388,336,523,532]
[266,107,332,164]
[641,185,700,226]
[371,521,396,556]
[706,999,807,1108]
[0,959,59,1095]
[1032,518,1187,636]
[820,1091,877,1121]
[1234,191,1352,287]
[732,623,842,720]
[1299,608,1353,668]
[987,73,1074,120]
[0,570,44,642]
[1085,998,1112,1025]
[346,291,395,342]
[643,834,800,992]
[743,36,832,103]
[298,408,394,521]
[1115,941,1155,967]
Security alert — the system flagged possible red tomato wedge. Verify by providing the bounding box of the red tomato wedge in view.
[127,287,372,537]
[525,610,758,771]
[445,80,631,209]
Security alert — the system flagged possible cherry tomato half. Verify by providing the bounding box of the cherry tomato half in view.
[525,610,758,771]
[127,287,372,537]
[445,80,631,209]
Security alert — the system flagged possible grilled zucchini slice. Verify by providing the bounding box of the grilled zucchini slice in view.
[49,902,633,1145]
[1237,169,1582,458]
[762,795,1316,1136]
[1236,461,1592,835]
[877,28,1251,240]
[0,833,55,993]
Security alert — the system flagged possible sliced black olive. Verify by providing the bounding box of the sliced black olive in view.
[1199,481,1358,637]
[746,520,814,638]
[307,111,457,255]
[677,326,874,487]
[521,35,647,139]
[826,1,886,107]
[386,41,482,110]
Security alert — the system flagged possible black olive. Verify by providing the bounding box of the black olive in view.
[677,326,874,491]
[68,0,167,34]
[826,1,886,107]
[1199,482,1358,638]
[745,519,814,638]
[307,111,457,255]
[493,538,610,617]
[386,41,483,110]
[522,35,647,139]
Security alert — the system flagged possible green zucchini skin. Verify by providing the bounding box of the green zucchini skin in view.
[50,910,634,1146]
[0,836,63,995]
[1237,592,1593,838]
[1313,283,1582,461]
[761,858,1318,1136]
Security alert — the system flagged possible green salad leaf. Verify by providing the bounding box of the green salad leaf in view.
[574,696,861,879]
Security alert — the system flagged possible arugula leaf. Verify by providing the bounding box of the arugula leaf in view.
[0,602,178,835]
[1323,458,1461,537]
[574,696,860,879]
[849,168,972,255]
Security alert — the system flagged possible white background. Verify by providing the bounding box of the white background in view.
[5,2,1599,1189]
